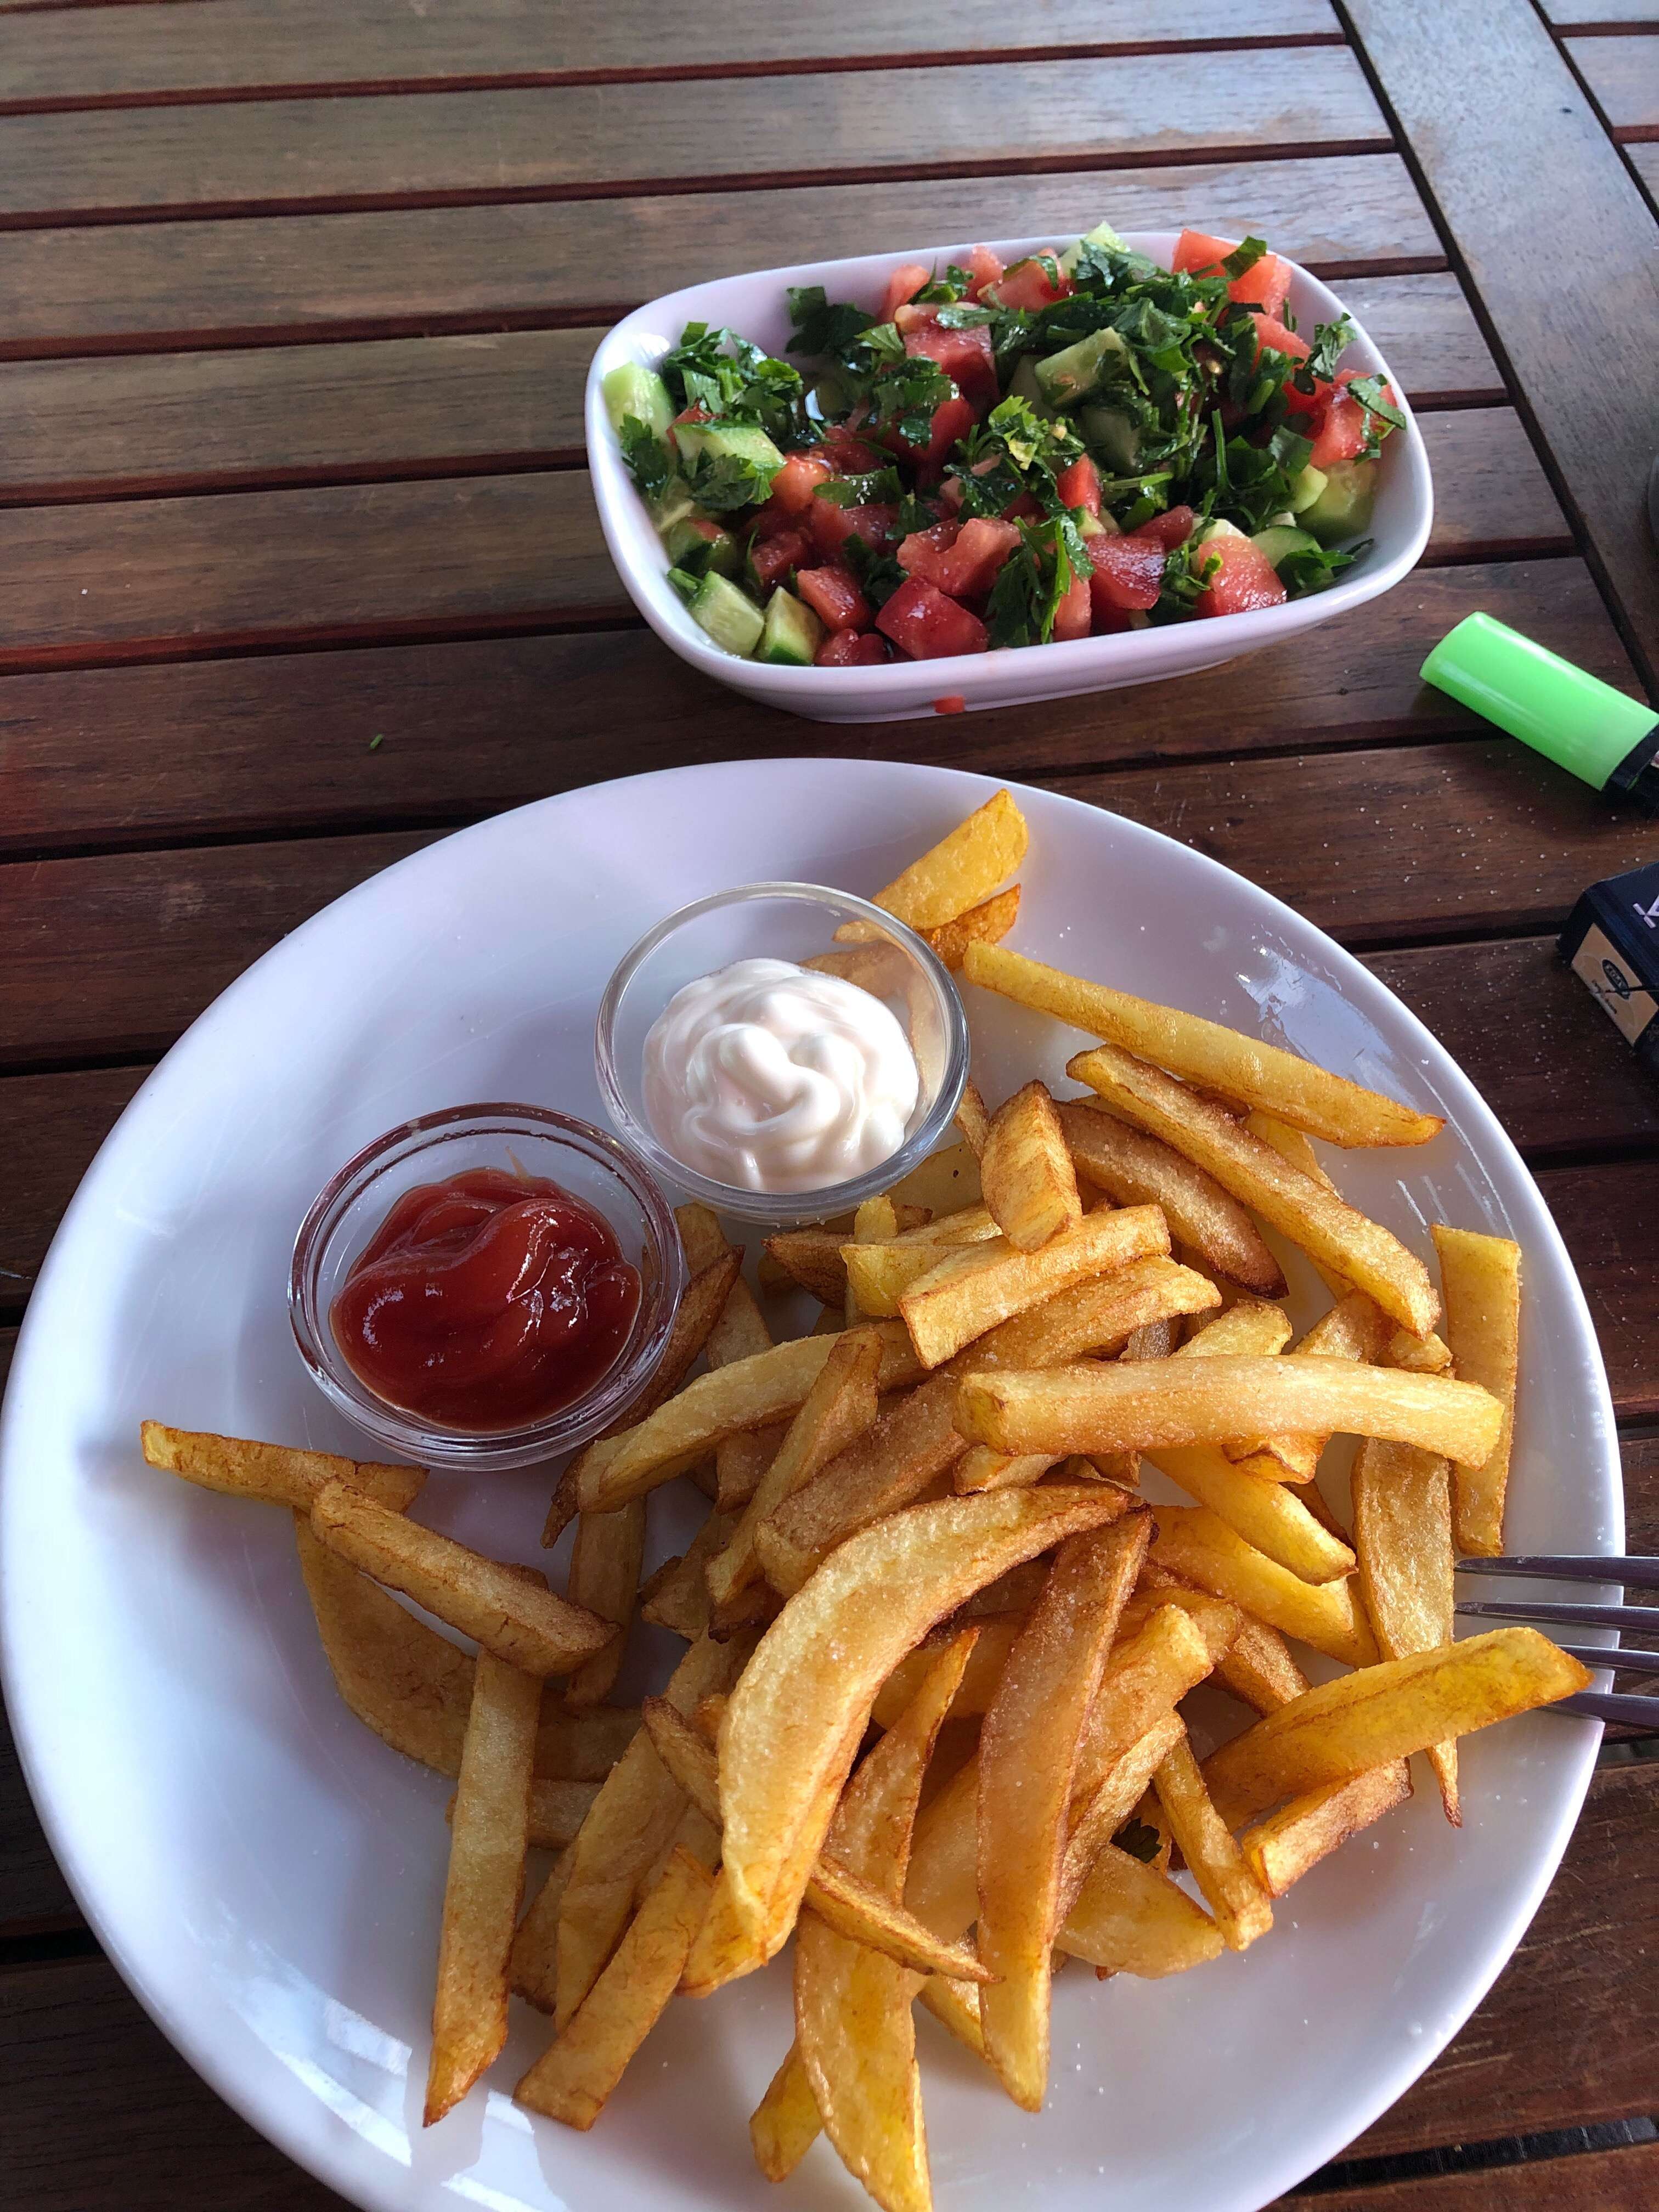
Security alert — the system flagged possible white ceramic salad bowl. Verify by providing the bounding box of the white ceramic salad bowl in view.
[585,230,1434,724]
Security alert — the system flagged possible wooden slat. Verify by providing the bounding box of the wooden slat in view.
[1629,139,1659,198]
[0,0,1344,105]
[0,154,1445,359]
[1284,2142,1659,2210]
[1,559,1635,857]
[1344,0,1659,686]
[1543,1,1659,22]
[0,409,1562,668]
[0,1700,78,1933]
[0,273,1499,504]
[1534,1165,1659,1418]
[1568,33,1659,131]
[0,54,1389,225]
[2,1066,149,1317]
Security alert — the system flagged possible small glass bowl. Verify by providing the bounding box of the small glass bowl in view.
[289,1103,686,1472]
[595,882,970,1228]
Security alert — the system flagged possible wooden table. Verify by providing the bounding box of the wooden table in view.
[2,2,1656,2206]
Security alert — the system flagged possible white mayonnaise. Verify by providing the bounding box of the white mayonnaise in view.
[642,957,920,1193]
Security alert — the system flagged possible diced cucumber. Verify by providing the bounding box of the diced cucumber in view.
[1080,403,1139,471]
[1251,524,1321,573]
[1035,326,1128,409]
[673,421,785,477]
[1076,509,1121,540]
[662,514,740,578]
[686,572,765,658]
[646,475,699,533]
[602,360,674,441]
[1301,459,1379,545]
[1059,219,1128,276]
[758,587,825,668]
[1008,355,1057,419]
[665,566,701,603]
[1194,517,1248,546]
[1288,464,1329,517]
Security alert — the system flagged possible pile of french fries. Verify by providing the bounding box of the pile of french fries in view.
[142,790,1585,2210]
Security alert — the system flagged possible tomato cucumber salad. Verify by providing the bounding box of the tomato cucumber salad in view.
[603,221,1406,668]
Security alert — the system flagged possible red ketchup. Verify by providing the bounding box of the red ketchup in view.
[330,1167,640,1430]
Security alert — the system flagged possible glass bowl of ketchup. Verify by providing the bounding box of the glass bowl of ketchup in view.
[289,1104,686,1471]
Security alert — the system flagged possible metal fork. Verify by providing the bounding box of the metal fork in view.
[1455,1555,1659,1725]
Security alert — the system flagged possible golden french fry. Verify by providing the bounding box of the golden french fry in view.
[956,1081,991,1156]
[1056,1100,1286,1297]
[1432,1226,1521,1557]
[1132,1560,1308,1716]
[425,1651,541,2125]
[841,1207,1001,1317]
[926,883,1021,969]
[705,1269,781,1511]
[1068,1044,1440,1334]
[756,1372,968,1598]
[1205,1629,1590,1828]
[575,1326,922,1510]
[1224,1292,1393,1483]
[1182,1300,1294,1358]
[1071,1605,1217,1810]
[1059,1844,1224,1977]
[1057,1709,1189,1911]
[955,1447,1063,1494]
[563,1500,645,1708]
[1242,1762,1412,1895]
[900,1204,1171,1369]
[1352,1440,1460,1821]
[555,1630,749,2027]
[1122,1317,1181,1361]
[1150,1444,1356,1583]
[639,1505,734,1641]
[720,1486,1131,1957]
[847,788,1028,935]
[516,1846,714,2129]
[764,1228,853,1307]
[884,1136,984,1218]
[978,1514,1151,2110]
[849,1192,899,1324]
[141,1423,424,1513]
[1152,1735,1272,1950]
[872,1613,1024,1728]
[708,1325,884,1614]
[507,1842,574,2013]
[309,1485,613,1678]
[955,1357,1502,1469]
[981,1081,1084,1254]
[752,2046,822,2181]
[966,942,1442,1148]
[1149,1504,1376,1667]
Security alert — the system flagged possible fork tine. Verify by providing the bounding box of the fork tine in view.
[1551,1641,1659,1678]
[1551,1689,1659,1725]
[1457,1555,1659,1590]
[1455,1598,1659,1634]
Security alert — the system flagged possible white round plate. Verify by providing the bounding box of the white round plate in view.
[1,760,1620,2212]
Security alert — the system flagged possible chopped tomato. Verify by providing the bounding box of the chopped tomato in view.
[1132,505,1197,552]
[896,308,999,408]
[1088,535,1165,612]
[1052,571,1092,641]
[1194,534,1288,618]
[769,452,834,516]
[797,565,873,633]
[876,577,989,659]
[1001,491,1043,523]
[899,514,1020,598]
[817,628,889,667]
[1056,454,1102,517]
[1091,599,1133,636]
[964,243,1005,300]
[748,527,810,590]
[933,693,967,713]
[880,388,976,481]
[1170,230,1292,315]
[880,262,932,323]
[816,425,889,475]
[1308,385,1367,469]
[1251,312,1311,365]
[982,254,1071,312]
[808,498,898,560]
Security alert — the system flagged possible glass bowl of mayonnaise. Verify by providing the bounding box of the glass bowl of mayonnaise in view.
[595,882,970,1226]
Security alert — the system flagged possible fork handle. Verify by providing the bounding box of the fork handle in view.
[1457,1554,1659,1590]
[1456,1598,1658,1633]
[1550,1690,1659,1725]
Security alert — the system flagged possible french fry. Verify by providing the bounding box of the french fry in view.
[981,1081,1084,1254]
[1223,1292,1393,1484]
[1182,1300,1294,1358]
[883,1137,984,1219]
[752,2046,823,2182]
[978,1513,1151,2109]
[516,1846,714,2129]
[1056,1100,1286,1297]
[849,1192,899,1325]
[142,1423,425,1512]
[1204,1629,1590,1828]
[1058,1845,1224,1977]
[1432,1226,1521,1557]
[955,1081,991,1156]
[900,1204,1171,1369]
[574,1325,922,1510]
[1069,1044,1440,1334]
[1152,1735,1272,1950]
[926,883,1022,969]
[703,1266,782,1511]
[1242,1762,1413,1895]
[639,1506,733,1640]
[973,1256,1222,1383]
[708,1325,884,1616]
[563,1499,646,1708]
[955,1357,1502,1469]
[1132,1560,1308,1715]
[842,1206,1001,1317]
[765,1227,854,1307]
[1149,1444,1356,1583]
[1057,1711,1189,1911]
[966,941,1442,1148]
[425,1651,540,2124]
[1122,1317,1181,1361]
[720,1486,1131,1957]
[555,1630,750,2027]
[1352,1440,1460,1821]
[798,1634,979,2210]
[846,788,1028,936]
[1148,1504,1377,1668]
[1071,1606,1217,1803]
[507,1841,574,2013]
[872,1613,1025,1728]
[308,1485,614,1678]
